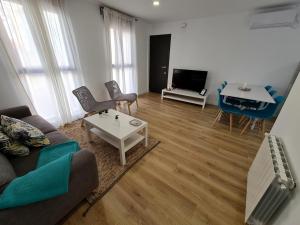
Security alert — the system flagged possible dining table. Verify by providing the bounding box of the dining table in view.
[220,83,276,130]
[220,83,276,104]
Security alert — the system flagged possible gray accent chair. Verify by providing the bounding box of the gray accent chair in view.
[104,80,138,115]
[72,86,116,126]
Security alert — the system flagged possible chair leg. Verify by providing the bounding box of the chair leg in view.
[239,116,248,128]
[136,98,139,108]
[212,110,222,127]
[127,102,131,115]
[239,115,246,124]
[81,113,89,127]
[241,119,252,135]
[229,113,233,133]
[262,120,266,135]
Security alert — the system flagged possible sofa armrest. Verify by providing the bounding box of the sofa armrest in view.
[70,150,99,192]
[0,106,32,119]
[0,149,99,225]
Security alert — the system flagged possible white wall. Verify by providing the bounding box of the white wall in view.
[151,12,300,104]
[269,73,300,225]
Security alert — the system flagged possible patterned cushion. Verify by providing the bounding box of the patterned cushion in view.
[1,115,50,147]
[0,126,10,151]
[0,126,29,156]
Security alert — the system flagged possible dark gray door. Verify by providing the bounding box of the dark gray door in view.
[149,34,171,93]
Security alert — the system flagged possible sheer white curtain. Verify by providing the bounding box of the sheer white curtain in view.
[0,0,83,127]
[103,7,137,94]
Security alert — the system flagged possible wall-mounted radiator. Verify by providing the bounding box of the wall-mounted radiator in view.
[245,134,296,225]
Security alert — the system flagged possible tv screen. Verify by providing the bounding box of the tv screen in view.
[172,69,207,92]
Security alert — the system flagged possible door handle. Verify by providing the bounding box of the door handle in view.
[161,66,167,69]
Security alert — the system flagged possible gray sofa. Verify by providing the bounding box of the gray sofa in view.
[0,106,99,225]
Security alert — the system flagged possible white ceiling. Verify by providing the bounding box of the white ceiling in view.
[98,0,292,23]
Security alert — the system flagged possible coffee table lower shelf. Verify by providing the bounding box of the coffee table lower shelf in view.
[90,128,145,153]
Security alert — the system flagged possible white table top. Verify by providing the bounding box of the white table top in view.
[221,83,276,103]
[84,109,147,140]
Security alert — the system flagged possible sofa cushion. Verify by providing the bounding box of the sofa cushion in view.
[0,126,30,157]
[46,131,69,145]
[1,115,50,147]
[0,106,32,119]
[0,152,16,193]
[9,131,69,177]
[21,115,56,134]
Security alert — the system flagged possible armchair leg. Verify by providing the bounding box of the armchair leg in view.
[127,102,131,115]
[81,113,89,127]
[136,98,139,108]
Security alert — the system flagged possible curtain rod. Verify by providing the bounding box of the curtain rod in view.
[100,6,139,21]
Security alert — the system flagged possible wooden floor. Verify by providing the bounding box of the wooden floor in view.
[64,93,273,225]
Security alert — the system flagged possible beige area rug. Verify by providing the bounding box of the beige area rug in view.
[59,120,160,212]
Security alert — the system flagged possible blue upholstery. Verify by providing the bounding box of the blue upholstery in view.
[242,96,284,120]
[217,89,241,115]
[221,82,242,106]
[265,85,272,92]
[269,90,277,97]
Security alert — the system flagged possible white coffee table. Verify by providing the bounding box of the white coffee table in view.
[83,109,148,165]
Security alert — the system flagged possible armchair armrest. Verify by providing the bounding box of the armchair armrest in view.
[0,106,32,119]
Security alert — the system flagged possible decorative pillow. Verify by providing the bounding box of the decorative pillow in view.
[0,126,29,156]
[0,126,10,151]
[1,115,50,147]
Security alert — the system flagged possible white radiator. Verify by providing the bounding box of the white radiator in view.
[245,134,295,225]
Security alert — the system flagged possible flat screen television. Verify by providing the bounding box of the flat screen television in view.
[172,69,207,92]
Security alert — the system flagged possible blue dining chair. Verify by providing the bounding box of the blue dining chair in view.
[212,88,241,133]
[221,81,242,107]
[241,89,277,110]
[269,90,277,97]
[240,96,284,135]
[265,85,273,92]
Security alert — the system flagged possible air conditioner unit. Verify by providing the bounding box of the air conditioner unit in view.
[250,7,299,29]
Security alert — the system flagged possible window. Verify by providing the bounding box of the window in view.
[0,0,83,126]
[104,8,137,94]
[110,28,135,93]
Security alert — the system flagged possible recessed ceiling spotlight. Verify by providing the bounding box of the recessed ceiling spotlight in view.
[153,0,160,6]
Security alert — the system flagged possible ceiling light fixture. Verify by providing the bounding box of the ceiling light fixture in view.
[153,0,160,6]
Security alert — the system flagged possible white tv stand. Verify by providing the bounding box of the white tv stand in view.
[161,88,208,110]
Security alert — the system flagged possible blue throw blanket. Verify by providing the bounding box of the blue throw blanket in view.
[0,141,79,209]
